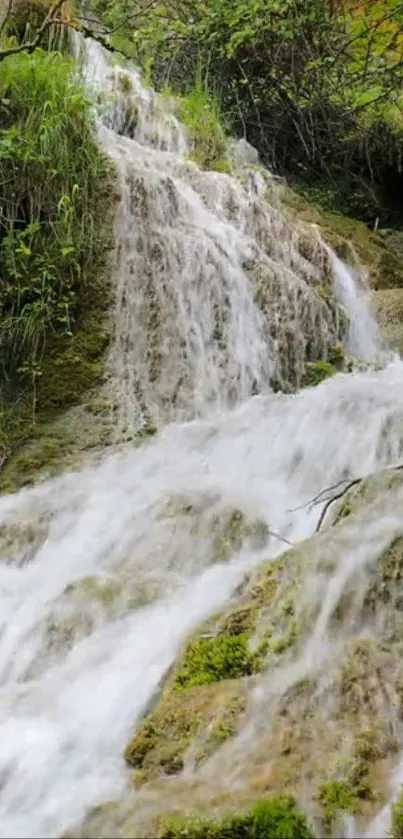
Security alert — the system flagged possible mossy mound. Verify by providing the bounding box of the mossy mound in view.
[71,470,403,839]
[125,680,248,782]
[281,187,403,291]
[372,288,403,355]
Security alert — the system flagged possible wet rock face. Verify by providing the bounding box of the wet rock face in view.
[372,288,403,355]
[62,469,403,839]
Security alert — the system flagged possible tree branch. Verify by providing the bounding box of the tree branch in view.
[0,0,67,61]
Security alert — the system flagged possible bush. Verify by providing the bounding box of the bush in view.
[0,48,112,414]
[160,796,314,838]
[177,82,230,172]
[301,360,337,388]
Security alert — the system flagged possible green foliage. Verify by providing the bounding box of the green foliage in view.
[301,360,337,388]
[0,48,112,442]
[100,0,403,224]
[160,797,314,839]
[391,788,403,839]
[318,781,358,832]
[177,81,230,172]
[174,634,255,689]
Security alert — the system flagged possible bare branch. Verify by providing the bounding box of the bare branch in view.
[0,0,67,61]
[315,477,362,532]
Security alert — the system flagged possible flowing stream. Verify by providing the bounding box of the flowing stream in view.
[1,37,403,839]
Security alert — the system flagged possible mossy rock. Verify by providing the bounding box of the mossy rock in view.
[66,468,403,838]
[371,288,403,355]
[0,268,115,494]
[281,186,403,291]
[124,680,248,780]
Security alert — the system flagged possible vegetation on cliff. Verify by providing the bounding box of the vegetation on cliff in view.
[88,0,403,227]
[0,28,114,482]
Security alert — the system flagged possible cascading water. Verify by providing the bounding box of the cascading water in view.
[1,36,403,839]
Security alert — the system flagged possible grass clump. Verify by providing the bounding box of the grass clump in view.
[174,634,255,689]
[301,360,337,388]
[318,780,359,833]
[160,796,314,839]
[178,82,230,173]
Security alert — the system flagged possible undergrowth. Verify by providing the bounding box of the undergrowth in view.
[176,81,230,172]
[0,47,113,460]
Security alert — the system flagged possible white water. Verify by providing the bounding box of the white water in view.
[1,37,402,839]
[329,247,393,365]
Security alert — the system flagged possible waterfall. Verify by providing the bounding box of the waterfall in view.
[0,36,402,839]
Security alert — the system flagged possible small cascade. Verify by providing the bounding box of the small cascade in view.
[73,35,373,439]
[329,247,393,365]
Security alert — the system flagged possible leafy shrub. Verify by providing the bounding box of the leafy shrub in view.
[0,48,112,408]
[301,360,337,388]
[160,796,314,838]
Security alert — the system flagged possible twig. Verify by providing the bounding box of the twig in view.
[268,528,293,547]
[315,476,362,532]
[286,477,352,512]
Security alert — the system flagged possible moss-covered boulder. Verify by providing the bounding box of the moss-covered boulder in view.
[280,186,403,291]
[371,288,403,355]
[61,466,403,839]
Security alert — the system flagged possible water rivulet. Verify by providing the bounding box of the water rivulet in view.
[1,38,403,839]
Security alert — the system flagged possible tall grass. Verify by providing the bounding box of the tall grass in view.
[177,79,230,172]
[0,48,111,390]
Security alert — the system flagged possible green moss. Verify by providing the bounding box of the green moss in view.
[174,634,255,690]
[301,360,337,388]
[281,186,403,291]
[195,695,246,764]
[159,797,314,839]
[318,781,359,832]
[64,576,121,606]
[124,681,246,779]
[391,788,403,839]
